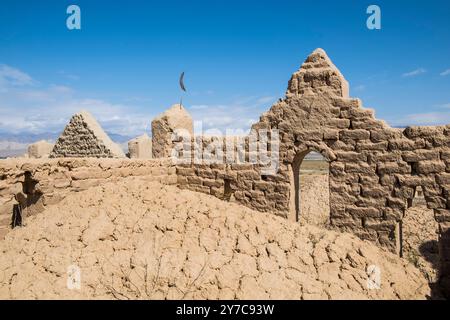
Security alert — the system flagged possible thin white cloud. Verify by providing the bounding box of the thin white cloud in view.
[189,104,209,110]
[189,96,274,135]
[440,69,450,76]
[390,111,450,126]
[353,85,366,92]
[0,64,278,140]
[0,64,34,89]
[0,65,154,138]
[57,70,80,81]
[256,96,276,104]
[438,103,450,109]
[402,68,426,77]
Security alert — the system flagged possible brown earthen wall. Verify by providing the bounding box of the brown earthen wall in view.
[0,158,176,238]
[173,94,450,295]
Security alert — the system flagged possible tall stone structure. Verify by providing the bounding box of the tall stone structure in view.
[50,110,125,158]
[174,48,450,294]
[151,104,193,158]
[128,133,152,159]
[287,48,349,98]
[28,140,54,158]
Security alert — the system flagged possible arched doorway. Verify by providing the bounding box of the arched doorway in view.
[289,150,330,226]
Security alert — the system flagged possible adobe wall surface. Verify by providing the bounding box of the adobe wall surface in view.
[128,133,153,159]
[0,158,176,238]
[175,135,288,214]
[3,48,450,295]
[171,50,449,245]
[166,49,450,293]
[152,104,194,158]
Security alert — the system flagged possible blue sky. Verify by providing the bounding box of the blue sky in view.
[1,0,450,138]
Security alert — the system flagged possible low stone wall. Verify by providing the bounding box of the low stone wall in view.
[0,158,176,238]
[176,162,290,214]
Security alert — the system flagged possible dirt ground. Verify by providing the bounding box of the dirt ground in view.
[402,198,440,284]
[299,161,441,293]
[299,173,330,227]
[0,176,431,300]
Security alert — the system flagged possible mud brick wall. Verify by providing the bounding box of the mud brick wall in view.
[176,97,450,250]
[177,162,290,214]
[170,49,450,295]
[256,95,450,247]
[0,158,176,238]
[174,134,289,214]
[175,94,450,296]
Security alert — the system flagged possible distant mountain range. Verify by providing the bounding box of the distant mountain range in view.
[0,131,133,158]
[0,127,409,159]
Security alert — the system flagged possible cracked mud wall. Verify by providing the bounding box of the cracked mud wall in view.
[0,158,176,238]
[170,49,450,295]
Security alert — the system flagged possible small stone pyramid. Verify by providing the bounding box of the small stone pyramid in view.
[50,110,125,158]
[287,48,349,98]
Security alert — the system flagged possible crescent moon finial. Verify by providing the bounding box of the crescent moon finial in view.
[179,72,186,92]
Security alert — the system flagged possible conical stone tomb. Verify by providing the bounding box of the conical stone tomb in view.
[50,110,125,158]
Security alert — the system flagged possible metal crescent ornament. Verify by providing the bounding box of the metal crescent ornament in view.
[179,72,186,92]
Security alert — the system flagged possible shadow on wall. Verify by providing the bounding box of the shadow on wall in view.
[11,171,43,228]
[439,227,450,298]
[400,187,439,277]
[417,240,443,299]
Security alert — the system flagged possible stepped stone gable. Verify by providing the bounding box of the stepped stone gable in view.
[253,49,450,249]
[286,48,349,98]
[151,104,193,158]
[171,49,450,291]
[50,110,125,158]
[252,48,450,284]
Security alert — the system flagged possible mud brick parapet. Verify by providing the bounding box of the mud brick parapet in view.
[0,158,176,238]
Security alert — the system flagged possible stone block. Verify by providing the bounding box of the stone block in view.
[128,133,152,159]
[28,140,54,159]
[340,129,370,141]
[414,161,446,174]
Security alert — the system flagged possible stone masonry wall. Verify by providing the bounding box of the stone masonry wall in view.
[2,48,449,295]
[174,111,450,256]
[171,49,450,294]
[175,135,288,214]
[0,158,176,238]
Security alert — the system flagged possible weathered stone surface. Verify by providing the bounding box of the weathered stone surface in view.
[128,133,152,159]
[0,158,176,236]
[414,161,446,174]
[28,140,54,159]
[0,178,430,300]
[402,150,440,162]
[152,104,193,158]
[3,48,450,297]
[50,110,125,158]
[340,129,370,141]
[286,48,349,98]
[404,126,444,139]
